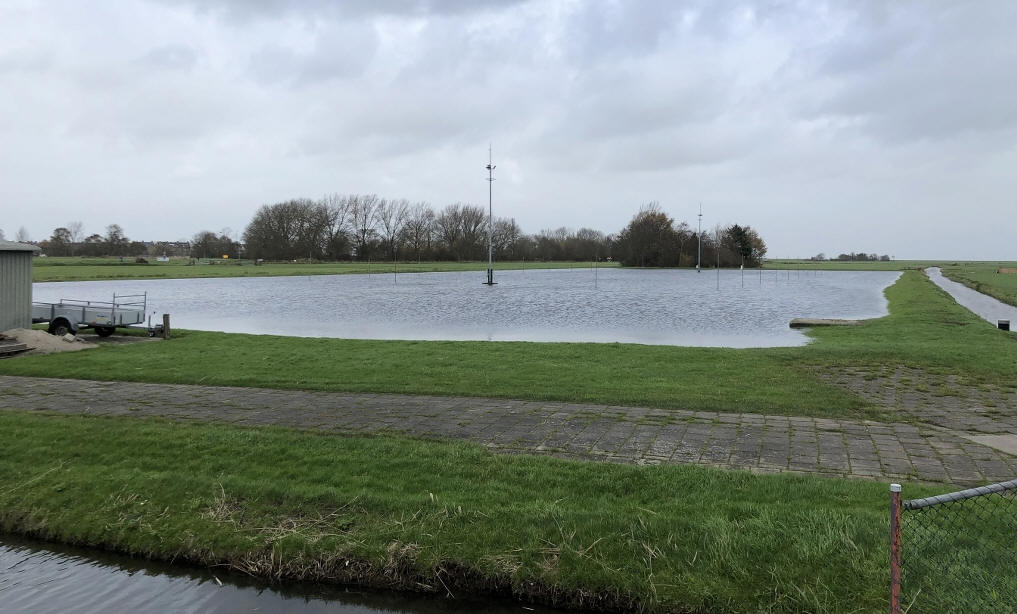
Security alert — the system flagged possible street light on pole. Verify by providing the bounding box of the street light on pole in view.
[483,144,497,286]
[696,203,702,273]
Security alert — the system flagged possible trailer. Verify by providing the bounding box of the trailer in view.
[32,293,149,337]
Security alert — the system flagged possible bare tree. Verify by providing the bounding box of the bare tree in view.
[15,226,30,242]
[322,193,353,259]
[376,198,410,261]
[0,228,5,241]
[492,217,522,259]
[402,202,435,262]
[459,204,486,260]
[350,194,381,260]
[68,221,84,243]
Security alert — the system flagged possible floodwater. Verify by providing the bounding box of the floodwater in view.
[0,535,565,614]
[32,268,901,348]
[926,267,1017,328]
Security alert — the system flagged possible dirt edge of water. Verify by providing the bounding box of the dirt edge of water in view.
[1,527,671,614]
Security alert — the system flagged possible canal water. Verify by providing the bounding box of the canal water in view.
[0,535,566,614]
[32,268,900,347]
[926,267,1017,328]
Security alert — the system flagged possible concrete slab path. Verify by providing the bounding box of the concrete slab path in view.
[2,375,1015,486]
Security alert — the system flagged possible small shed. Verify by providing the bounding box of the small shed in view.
[0,240,41,331]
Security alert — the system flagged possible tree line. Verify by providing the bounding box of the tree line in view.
[614,203,767,267]
[20,199,767,268]
[241,195,613,262]
[811,252,891,262]
[36,223,152,258]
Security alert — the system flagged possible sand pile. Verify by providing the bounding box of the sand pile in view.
[1,329,96,355]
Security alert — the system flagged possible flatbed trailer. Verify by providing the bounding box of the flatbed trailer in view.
[32,293,149,337]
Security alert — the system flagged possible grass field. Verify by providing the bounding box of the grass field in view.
[33,257,615,282]
[5,271,1016,420]
[0,410,950,613]
[5,269,1016,611]
[939,262,1017,308]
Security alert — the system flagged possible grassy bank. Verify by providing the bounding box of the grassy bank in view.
[0,410,947,613]
[939,262,1017,308]
[33,257,616,282]
[764,259,1017,306]
[5,271,1016,419]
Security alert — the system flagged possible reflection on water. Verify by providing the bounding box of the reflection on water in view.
[0,535,564,614]
[33,268,900,348]
[926,268,1017,327]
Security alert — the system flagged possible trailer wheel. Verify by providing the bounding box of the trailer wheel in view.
[95,326,115,338]
[48,319,73,337]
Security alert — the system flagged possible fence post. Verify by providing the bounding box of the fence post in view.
[890,483,902,614]
[162,313,171,340]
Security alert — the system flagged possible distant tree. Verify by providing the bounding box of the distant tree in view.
[15,226,30,242]
[46,227,73,256]
[492,217,523,260]
[104,224,129,256]
[614,203,679,267]
[376,198,409,261]
[190,230,238,259]
[68,221,84,244]
[321,193,353,260]
[0,228,4,241]
[722,224,767,267]
[81,234,104,257]
[349,194,381,260]
[402,202,435,262]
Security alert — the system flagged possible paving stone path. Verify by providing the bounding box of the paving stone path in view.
[2,375,1016,486]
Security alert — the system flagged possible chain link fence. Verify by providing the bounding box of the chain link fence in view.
[890,479,1017,613]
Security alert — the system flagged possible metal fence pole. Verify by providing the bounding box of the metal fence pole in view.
[890,483,902,614]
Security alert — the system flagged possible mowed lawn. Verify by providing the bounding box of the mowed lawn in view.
[5,270,1016,420]
[0,411,952,614]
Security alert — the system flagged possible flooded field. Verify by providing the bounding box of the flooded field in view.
[33,268,901,347]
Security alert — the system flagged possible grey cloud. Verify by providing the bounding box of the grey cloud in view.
[156,0,526,23]
[248,27,378,86]
[795,2,1017,143]
[138,45,199,71]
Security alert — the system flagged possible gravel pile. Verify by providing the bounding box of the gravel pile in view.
[1,329,96,355]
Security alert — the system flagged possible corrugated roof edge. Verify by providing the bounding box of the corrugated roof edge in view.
[0,241,42,252]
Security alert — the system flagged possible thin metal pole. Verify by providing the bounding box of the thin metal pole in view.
[696,203,702,273]
[890,483,902,614]
[484,144,496,285]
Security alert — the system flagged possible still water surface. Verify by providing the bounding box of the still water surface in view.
[0,536,564,614]
[926,267,1017,327]
[33,268,901,347]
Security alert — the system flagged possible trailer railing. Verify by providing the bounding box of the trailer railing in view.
[890,479,1017,613]
[32,293,147,327]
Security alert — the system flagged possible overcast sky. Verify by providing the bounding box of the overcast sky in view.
[1,0,1014,259]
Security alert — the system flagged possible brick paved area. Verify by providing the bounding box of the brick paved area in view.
[2,375,1015,486]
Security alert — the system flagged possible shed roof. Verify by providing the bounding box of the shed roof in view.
[0,240,41,252]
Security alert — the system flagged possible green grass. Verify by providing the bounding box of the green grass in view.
[4,271,1016,420]
[939,262,1017,308]
[0,410,948,613]
[33,257,616,282]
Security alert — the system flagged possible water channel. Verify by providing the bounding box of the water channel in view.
[926,267,1017,328]
[33,268,901,347]
[0,535,565,614]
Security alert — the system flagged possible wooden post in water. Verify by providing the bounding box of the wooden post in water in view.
[162,314,171,340]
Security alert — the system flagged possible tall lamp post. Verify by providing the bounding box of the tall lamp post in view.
[484,145,496,285]
[696,203,702,273]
